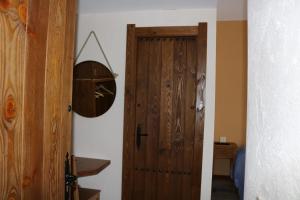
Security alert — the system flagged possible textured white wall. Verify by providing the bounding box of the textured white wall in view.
[74,9,216,200]
[245,1,300,200]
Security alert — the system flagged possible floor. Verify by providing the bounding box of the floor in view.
[211,176,239,200]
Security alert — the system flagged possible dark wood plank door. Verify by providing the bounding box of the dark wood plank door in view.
[122,24,207,200]
[0,0,76,199]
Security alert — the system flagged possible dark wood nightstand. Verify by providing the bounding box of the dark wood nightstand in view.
[213,142,238,173]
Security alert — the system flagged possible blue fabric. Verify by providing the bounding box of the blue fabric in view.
[233,147,246,200]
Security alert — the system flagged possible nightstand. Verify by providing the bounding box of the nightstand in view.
[213,142,238,173]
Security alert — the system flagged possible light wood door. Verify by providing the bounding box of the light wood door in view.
[122,24,207,200]
[0,0,76,199]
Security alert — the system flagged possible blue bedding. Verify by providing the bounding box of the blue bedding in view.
[232,147,246,200]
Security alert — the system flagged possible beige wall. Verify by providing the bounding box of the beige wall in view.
[215,21,247,146]
[214,21,247,175]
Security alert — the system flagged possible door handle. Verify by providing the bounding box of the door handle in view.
[136,124,148,149]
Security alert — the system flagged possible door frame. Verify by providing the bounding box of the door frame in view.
[122,24,207,199]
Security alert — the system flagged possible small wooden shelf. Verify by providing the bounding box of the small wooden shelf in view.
[76,157,110,177]
[79,188,100,200]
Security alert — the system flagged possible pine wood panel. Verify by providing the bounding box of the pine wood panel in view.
[43,0,71,198]
[22,0,50,198]
[0,1,27,198]
[61,0,77,168]
[123,24,207,200]
[0,0,77,199]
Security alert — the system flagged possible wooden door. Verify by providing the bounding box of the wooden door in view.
[122,24,207,200]
[0,0,76,199]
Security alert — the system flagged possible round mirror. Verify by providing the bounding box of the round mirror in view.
[72,61,116,117]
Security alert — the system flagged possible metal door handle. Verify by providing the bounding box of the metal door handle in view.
[136,124,148,149]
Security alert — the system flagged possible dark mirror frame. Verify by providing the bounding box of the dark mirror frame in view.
[72,60,116,117]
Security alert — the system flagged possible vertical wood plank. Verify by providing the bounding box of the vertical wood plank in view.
[182,38,197,200]
[157,38,174,200]
[170,38,187,200]
[192,23,207,200]
[22,0,50,198]
[59,0,77,199]
[0,10,4,198]
[42,0,68,198]
[133,38,149,199]
[144,39,162,200]
[122,24,137,200]
[0,1,27,199]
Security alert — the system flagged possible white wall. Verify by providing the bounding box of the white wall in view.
[245,1,300,199]
[74,9,216,200]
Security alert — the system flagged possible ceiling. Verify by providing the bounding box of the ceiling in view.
[78,0,247,20]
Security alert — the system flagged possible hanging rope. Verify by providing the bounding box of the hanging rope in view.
[75,31,118,78]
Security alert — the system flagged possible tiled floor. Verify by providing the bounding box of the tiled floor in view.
[211,176,239,200]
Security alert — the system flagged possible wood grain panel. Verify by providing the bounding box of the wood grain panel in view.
[133,38,150,199]
[22,0,50,198]
[182,38,197,200]
[61,0,77,158]
[122,24,137,200]
[144,39,162,200]
[1,0,76,199]
[191,23,207,200]
[157,38,174,200]
[0,2,27,199]
[170,38,187,200]
[42,0,69,198]
[59,0,77,199]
